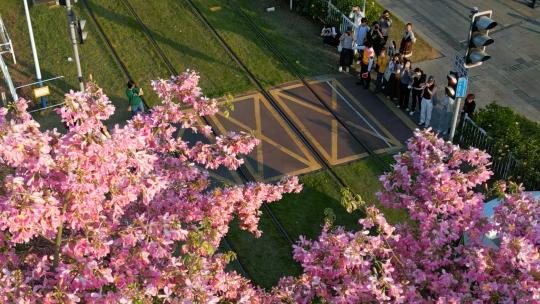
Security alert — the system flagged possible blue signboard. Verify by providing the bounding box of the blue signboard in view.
[456,77,468,98]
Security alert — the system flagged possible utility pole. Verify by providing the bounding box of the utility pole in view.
[23,0,46,107]
[65,0,84,91]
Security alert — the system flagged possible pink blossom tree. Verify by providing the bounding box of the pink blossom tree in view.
[274,131,539,303]
[0,70,538,303]
[0,72,301,303]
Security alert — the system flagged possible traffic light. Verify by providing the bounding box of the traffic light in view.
[464,10,497,68]
[445,71,459,98]
[76,19,87,44]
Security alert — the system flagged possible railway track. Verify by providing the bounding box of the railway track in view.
[84,0,396,283]
[81,0,252,279]
[116,0,296,248]
[183,0,391,190]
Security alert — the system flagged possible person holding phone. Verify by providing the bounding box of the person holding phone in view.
[356,40,375,89]
[349,6,365,26]
[410,68,426,115]
[126,80,144,118]
[398,59,413,109]
[419,76,436,128]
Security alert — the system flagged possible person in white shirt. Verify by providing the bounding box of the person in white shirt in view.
[435,90,455,135]
[349,6,365,26]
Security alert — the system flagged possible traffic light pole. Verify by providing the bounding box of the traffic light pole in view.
[66,0,84,91]
[449,97,462,141]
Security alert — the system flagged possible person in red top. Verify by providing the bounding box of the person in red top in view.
[356,40,375,89]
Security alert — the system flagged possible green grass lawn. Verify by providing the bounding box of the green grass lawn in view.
[1,1,132,130]
[126,0,253,98]
[333,154,409,225]
[2,0,412,290]
[226,155,408,288]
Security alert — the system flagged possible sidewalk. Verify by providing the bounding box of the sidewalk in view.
[378,0,540,122]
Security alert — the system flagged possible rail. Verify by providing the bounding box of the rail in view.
[82,0,251,279]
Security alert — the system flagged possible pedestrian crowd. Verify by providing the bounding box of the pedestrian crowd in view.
[321,7,477,135]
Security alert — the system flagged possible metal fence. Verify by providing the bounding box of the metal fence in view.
[458,115,537,189]
[315,0,358,34]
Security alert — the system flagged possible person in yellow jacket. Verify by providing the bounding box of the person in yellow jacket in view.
[355,40,375,89]
[374,47,389,93]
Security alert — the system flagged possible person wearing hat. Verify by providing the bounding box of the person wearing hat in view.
[419,76,436,128]
[338,28,354,73]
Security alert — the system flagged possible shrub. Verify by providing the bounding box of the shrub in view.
[292,0,384,24]
[474,103,540,189]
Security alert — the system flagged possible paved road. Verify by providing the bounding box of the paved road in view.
[378,0,540,122]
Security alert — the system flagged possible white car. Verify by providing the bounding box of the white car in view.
[477,191,540,249]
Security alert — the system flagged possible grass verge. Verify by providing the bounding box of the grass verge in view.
[1,1,131,129]
[226,155,409,288]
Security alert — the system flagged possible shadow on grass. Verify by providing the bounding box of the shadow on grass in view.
[88,0,243,75]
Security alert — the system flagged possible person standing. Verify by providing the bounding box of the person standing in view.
[126,80,144,118]
[392,54,404,101]
[338,29,354,72]
[375,47,389,93]
[384,54,401,100]
[356,40,375,89]
[349,6,365,26]
[369,22,385,56]
[419,76,435,128]
[399,23,417,58]
[410,68,426,115]
[354,18,370,62]
[379,10,392,44]
[462,93,476,118]
[387,40,397,58]
[398,59,413,109]
[436,90,455,135]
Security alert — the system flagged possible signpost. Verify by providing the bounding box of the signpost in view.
[449,54,469,141]
[456,77,468,98]
[33,86,50,99]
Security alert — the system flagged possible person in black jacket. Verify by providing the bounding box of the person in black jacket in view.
[398,59,413,109]
[410,68,426,115]
[462,93,476,118]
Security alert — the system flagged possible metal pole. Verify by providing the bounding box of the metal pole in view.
[66,0,84,91]
[362,0,366,16]
[290,0,292,11]
[449,97,462,141]
[23,0,46,107]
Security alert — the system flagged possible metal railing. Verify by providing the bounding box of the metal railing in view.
[458,115,537,189]
[315,0,358,34]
